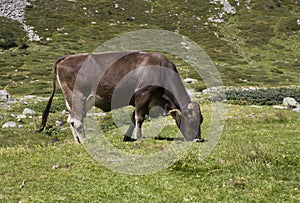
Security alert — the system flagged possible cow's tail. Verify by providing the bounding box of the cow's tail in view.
[36,57,65,132]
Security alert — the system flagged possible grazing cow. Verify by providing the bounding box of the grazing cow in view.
[37,51,204,143]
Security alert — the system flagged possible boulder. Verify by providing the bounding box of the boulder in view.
[283,97,298,109]
[2,122,17,128]
[0,90,10,102]
[22,108,36,116]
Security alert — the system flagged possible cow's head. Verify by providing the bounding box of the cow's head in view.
[169,102,204,142]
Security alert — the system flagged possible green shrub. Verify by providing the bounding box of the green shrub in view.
[225,87,300,105]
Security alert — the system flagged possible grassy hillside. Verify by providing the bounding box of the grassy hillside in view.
[0,0,299,96]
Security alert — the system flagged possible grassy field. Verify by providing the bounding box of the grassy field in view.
[0,0,299,202]
[0,104,299,202]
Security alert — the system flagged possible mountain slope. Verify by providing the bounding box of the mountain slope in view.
[0,0,299,95]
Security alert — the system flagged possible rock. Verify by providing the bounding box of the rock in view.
[184,78,198,84]
[2,122,17,128]
[126,16,135,21]
[283,97,298,109]
[23,95,36,100]
[250,105,262,109]
[0,90,10,102]
[273,105,287,110]
[17,114,27,122]
[52,165,59,170]
[61,109,68,115]
[202,87,220,94]
[55,120,66,127]
[22,108,36,116]
[292,108,300,113]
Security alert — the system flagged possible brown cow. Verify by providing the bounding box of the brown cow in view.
[38,51,204,143]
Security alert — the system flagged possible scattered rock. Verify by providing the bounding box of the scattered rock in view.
[283,97,298,109]
[184,78,198,84]
[0,0,41,41]
[2,122,17,128]
[22,108,36,116]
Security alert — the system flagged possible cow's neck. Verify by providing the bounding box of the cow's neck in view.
[165,89,191,111]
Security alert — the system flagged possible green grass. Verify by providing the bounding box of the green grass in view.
[0,104,299,202]
[0,0,299,202]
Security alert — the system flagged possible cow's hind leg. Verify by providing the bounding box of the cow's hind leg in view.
[134,92,151,140]
[123,111,137,142]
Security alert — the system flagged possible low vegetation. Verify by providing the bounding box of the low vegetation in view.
[0,0,299,202]
[0,104,299,202]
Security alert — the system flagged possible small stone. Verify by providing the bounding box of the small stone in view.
[55,120,65,127]
[126,16,135,21]
[22,108,36,116]
[17,114,27,122]
[52,165,59,170]
[10,114,17,118]
[184,78,198,84]
[2,122,17,128]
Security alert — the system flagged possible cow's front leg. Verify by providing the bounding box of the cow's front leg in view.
[124,111,137,142]
[68,92,88,143]
[134,110,145,140]
[68,114,84,143]
[133,90,151,141]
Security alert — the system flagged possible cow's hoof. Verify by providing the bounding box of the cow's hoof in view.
[193,138,205,143]
[123,136,137,142]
